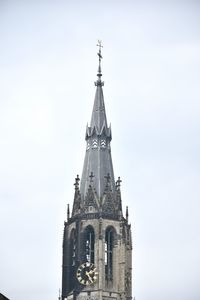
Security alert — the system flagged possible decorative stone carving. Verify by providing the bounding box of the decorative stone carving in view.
[86,141,90,150]
[84,185,98,212]
[92,139,98,149]
[100,139,106,148]
[102,192,115,213]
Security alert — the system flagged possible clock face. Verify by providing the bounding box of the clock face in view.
[76,262,98,285]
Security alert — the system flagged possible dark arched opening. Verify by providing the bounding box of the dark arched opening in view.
[105,227,114,281]
[85,225,95,263]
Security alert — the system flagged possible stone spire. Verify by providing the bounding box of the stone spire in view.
[62,44,131,300]
[80,41,115,200]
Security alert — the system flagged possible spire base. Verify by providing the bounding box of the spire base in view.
[94,80,104,87]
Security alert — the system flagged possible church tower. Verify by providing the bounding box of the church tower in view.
[62,42,132,300]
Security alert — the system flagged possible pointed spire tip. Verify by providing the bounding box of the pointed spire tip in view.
[95,40,104,86]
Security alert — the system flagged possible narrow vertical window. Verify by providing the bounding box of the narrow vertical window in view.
[105,227,113,281]
[85,226,95,263]
[70,229,76,266]
[69,229,76,292]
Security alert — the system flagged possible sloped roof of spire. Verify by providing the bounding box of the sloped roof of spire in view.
[80,41,115,200]
[90,86,108,132]
[80,83,115,199]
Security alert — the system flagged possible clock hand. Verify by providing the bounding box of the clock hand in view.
[89,269,98,276]
[88,267,96,274]
[86,271,93,282]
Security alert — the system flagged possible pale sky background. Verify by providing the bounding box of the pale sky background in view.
[0,1,200,300]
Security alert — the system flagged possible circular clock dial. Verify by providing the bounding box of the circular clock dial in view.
[76,262,98,285]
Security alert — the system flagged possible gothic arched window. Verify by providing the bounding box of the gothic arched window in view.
[105,227,114,281]
[85,226,95,263]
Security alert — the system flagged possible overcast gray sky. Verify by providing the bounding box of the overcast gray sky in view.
[0,1,200,300]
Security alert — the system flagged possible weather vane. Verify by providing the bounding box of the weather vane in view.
[97,40,103,61]
[95,40,104,86]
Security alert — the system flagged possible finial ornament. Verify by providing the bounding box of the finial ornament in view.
[97,40,103,59]
[67,204,70,221]
[104,173,111,190]
[104,173,111,183]
[74,174,80,191]
[89,171,95,184]
[116,176,122,190]
[58,289,61,300]
[126,206,129,223]
[95,40,104,86]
